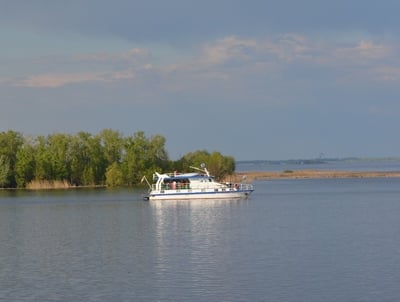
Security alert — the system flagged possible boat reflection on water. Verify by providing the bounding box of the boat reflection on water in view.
[148,196,250,283]
[148,197,249,208]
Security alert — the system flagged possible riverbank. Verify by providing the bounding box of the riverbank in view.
[228,170,400,182]
[3,170,399,190]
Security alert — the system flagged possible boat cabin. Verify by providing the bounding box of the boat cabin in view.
[152,172,223,191]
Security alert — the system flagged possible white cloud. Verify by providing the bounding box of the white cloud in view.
[334,40,391,62]
[15,70,135,88]
[6,48,148,88]
[74,48,151,64]
[5,34,400,90]
[266,34,312,61]
[201,36,258,65]
[373,66,400,82]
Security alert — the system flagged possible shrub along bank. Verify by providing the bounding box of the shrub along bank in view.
[0,130,235,189]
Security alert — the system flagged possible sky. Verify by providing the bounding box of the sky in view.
[1,0,400,160]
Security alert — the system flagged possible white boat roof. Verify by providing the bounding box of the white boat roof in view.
[157,172,210,180]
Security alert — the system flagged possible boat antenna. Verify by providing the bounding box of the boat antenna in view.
[189,163,210,176]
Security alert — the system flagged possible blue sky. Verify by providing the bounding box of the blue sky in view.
[1,0,400,160]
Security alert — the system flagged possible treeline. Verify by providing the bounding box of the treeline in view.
[0,130,235,188]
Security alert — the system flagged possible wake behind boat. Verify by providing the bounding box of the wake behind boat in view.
[142,165,254,201]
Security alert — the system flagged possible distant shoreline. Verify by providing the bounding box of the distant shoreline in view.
[229,170,400,182]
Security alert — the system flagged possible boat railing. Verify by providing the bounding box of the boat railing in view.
[151,183,191,190]
[151,182,254,191]
[239,183,254,191]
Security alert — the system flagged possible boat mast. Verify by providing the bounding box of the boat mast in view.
[189,163,210,176]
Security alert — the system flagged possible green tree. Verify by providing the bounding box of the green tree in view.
[177,150,235,181]
[86,135,107,185]
[99,129,123,166]
[178,150,210,172]
[0,128,237,188]
[121,131,169,185]
[122,131,149,185]
[66,132,106,186]
[34,136,53,181]
[0,130,24,187]
[105,162,123,187]
[207,151,235,180]
[68,132,92,185]
[47,133,71,181]
[148,134,169,171]
[15,143,36,187]
[0,155,10,187]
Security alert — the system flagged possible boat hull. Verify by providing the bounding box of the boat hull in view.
[146,189,253,201]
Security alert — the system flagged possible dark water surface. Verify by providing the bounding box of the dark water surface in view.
[1,178,400,301]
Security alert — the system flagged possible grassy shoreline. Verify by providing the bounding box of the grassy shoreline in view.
[228,170,400,182]
[2,170,399,190]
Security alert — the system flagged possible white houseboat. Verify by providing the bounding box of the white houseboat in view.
[143,165,254,201]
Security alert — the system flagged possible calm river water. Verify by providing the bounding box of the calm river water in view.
[1,177,400,301]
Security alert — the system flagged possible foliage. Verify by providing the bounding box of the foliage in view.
[105,162,123,187]
[0,155,10,187]
[15,144,35,187]
[0,129,236,188]
[176,150,235,181]
[0,130,24,187]
[99,129,123,166]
